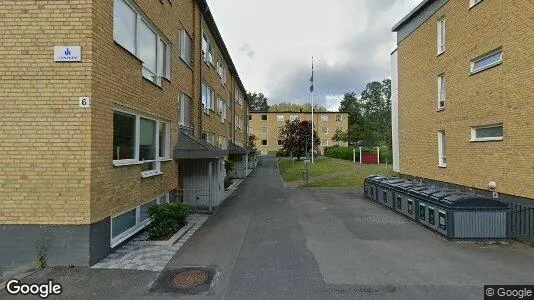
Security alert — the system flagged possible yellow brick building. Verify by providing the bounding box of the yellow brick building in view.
[0,0,249,276]
[392,0,534,242]
[249,112,349,155]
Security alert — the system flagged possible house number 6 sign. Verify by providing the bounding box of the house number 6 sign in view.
[79,97,91,108]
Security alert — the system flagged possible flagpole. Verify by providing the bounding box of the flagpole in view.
[311,57,314,164]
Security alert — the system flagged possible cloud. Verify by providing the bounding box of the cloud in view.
[206,0,421,111]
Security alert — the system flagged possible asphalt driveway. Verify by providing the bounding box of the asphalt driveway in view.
[2,156,533,299]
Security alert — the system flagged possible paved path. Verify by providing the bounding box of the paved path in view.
[2,157,534,299]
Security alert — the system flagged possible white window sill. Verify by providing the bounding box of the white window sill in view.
[437,50,445,57]
[158,158,173,162]
[437,107,445,112]
[113,160,143,167]
[438,164,447,168]
[470,137,503,142]
[141,171,163,179]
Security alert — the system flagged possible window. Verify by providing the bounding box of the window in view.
[179,28,192,66]
[277,115,284,122]
[321,127,328,134]
[113,110,170,177]
[438,210,447,230]
[261,140,268,146]
[471,124,503,142]
[428,207,436,225]
[290,115,298,122]
[113,111,136,160]
[277,127,283,135]
[437,18,446,54]
[438,74,446,110]
[248,115,252,121]
[438,130,446,167]
[179,93,192,128]
[113,0,170,85]
[277,140,282,146]
[203,132,215,146]
[419,203,426,221]
[397,196,402,209]
[336,114,343,122]
[408,199,413,215]
[261,127,268,135]
[321,115,328,122]
[217,61,227,84]
[261,114,268,121]
[201,83,215,113]
[321,140,328,147]
[111,192,170,247]
[470,48,503,75]
[201,32,214,66]
[470,0,483,8]
[383,190,387,203]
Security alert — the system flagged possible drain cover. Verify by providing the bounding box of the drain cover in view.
[171,269,209,288]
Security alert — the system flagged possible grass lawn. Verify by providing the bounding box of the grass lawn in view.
[278,157,398,188]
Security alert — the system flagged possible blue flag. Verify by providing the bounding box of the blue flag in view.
[309,60,314,93]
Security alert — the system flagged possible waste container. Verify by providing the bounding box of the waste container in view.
[389,181,423,217]
[377,178,405,209]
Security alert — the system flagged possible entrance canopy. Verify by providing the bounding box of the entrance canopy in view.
[174,132,227,160]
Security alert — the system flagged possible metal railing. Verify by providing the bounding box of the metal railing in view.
[177,189,213,213]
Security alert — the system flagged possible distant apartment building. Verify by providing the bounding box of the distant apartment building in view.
[392,0,533,242]
[0,0,250,277]
[249,112,349,155]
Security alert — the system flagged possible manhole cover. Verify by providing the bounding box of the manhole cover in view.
[171,269,209,288]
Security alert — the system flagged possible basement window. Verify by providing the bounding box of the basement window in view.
[471,124,503,142]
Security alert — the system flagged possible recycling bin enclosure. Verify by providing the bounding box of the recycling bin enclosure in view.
[363,176,511,240]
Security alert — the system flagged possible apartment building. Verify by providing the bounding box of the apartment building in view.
[0,0,249,276]
[392,0,534,242]
[249,112,349,155]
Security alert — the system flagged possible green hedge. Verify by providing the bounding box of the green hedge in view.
[324,146,355,161]
[147,202,189,240]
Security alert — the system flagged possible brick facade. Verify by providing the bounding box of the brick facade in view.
[249,112,349,154]
[395,0,534,200]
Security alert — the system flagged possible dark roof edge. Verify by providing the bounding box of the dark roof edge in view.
[392,0,432,32]
[197,0,247,103]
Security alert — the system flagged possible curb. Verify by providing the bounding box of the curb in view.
[0,269,38,291]
[139,222,196,246]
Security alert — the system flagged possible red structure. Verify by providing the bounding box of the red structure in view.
[362,152,378,164]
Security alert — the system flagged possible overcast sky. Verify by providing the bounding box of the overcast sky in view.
[206,0,421,111]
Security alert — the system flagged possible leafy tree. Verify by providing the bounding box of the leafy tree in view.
[248,134,258,152]
[331,129,348,143]
[338,79,391,148]
[279,120,320,160]
[269,102,327,112]
[247,92,269,111]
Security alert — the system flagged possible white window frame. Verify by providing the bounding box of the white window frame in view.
[469,0,483,8]
[321,140,328,147]
[321,127,328,134]
[438,130,447,168]
[321,115,328,122]
[336,114,343,122]
[261,140,268,146]
[261,127,268,135]
[289,115,298,122]
[110,192,170,247]
[470,124,504,142]
[437,18,446,55]
[113,0,170,86]
[179,28,192,67]
[437,74,446,110]
[277,115,284,122]
[178,93,192,128]
[470,48,503,75]
[112,109,170,178]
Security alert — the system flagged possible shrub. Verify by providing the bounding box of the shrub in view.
[147,202,189,240]
[224,160,234,172]
[276,149,289,157]
[324,146,355,161]
[224,176,233,189]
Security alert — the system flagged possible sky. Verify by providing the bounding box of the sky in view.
[206,0,422,111]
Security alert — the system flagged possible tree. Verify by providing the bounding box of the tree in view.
[247,92,269,111]
[279,120,320,160]
[331,129,348,143]
[338,79,391,148]
[269,102,327,112]
[248,134,258,152]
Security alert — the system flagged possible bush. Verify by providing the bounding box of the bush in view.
[324,146,355,161]
[276,149,289,157]
[224,176,233,189]
[224,160,234,172]
[147,202,189,240]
